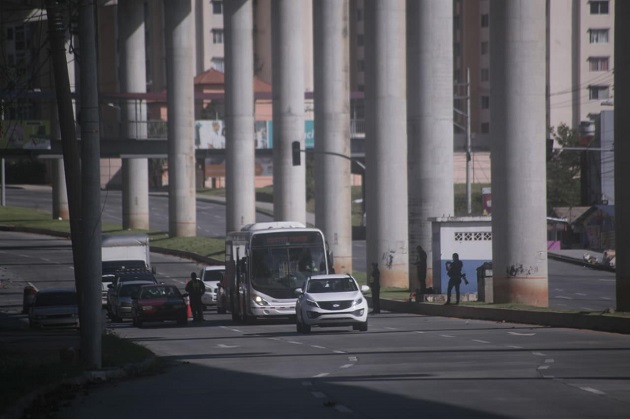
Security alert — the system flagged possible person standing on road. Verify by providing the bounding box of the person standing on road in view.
[414,245,427,294]
[185,272,206,321]
[445,253,463,305]
[369,262,381,314]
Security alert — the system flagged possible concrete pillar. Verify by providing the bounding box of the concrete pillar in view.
[313,0,352,274]
[51,32,74,221]
[164,0,196,237]
[224,0,256,233]
[119,0,149,231]
[407,0,454,291]
[615,1,630,311]
[490,0,548,306]
[364,1,409,288]
[271,0,306,223]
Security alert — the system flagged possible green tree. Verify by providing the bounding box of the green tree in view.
[547,123,581,210]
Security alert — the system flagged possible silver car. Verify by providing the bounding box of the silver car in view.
[109,280,155,322]
[28,288,79,329]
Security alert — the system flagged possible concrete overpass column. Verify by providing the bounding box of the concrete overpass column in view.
[164,0,196,237]
[364,1,409,287]
[313,0,352,274]
[407,0,454,292]
[271,0,306,223]
[51,102,68,220]
[224,0,256,233]
[615,1,630,311]
[119,0,149,230]
[490,0,548,306]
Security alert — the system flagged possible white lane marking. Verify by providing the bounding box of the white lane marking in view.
[217,344,239,348]
[556,296,573,300]
[335,405,353,413]
[599,279,615,283]
[415,331,425,334]
[302,381,312,386]
[267,337,280,341]
[340,364,354,369]
[580,387,605,395]
[173,279,185,285]
[575,293,587,296]
[580,307,595,311]
[532,352,547,357]
[599,296,612,300]
[313,373,329,378]
[333,350,346,354]
[545,359,555,363]
[508,332,536,336]
[385,327,398,330]
[506,345,523,349]
[311,345,326,349]
[288,341,303,345]
[473,339,490,344]
[348,356,358,362]
[230,329,243,333]
[311,392,327,398]
[440,334,456,338]
[537,365,550,370]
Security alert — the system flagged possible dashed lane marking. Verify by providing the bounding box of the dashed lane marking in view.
[340,364,354,369]
[333,350,346,354]
[473,339,490,344]
[532,352,547,356]
[288,341,303,345]
[506,345,523,349]
[335,405,353,413]
[508,332,536,336]
[580,387,605,396]
[311,345,326,349]
[311,392,326,398]
[440,334,456,338]
[313,373,329,378]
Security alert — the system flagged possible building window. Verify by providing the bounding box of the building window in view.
[589,29,609,43]
[588,57,609,72]
[212,1,223,15]
[357,34,364,47]
[481,96,490,109]
[590,1,609,14]
[588,85,610,100]
[481,68,489,82]
[212,29,223,44]
[481,14,489,28]
[481,122,490,133]
[358,59,365,72]
[481,41,489,55]
[211,57,224,72]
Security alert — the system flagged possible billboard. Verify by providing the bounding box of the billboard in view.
[0,120,50,150]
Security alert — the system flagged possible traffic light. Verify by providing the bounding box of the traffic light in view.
[546,138,554,161]
[292,141,301,166]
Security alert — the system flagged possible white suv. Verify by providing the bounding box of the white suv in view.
[295,274,370,333]
[200,265,225,310]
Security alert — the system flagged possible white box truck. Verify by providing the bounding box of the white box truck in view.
[101,234,153,306]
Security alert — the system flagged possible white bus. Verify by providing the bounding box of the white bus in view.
[222,221,329,323]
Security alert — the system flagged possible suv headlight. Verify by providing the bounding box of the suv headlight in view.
[352,297,363,307]
[306,299,319,308]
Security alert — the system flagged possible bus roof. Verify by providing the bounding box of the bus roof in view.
[240,221,307,231]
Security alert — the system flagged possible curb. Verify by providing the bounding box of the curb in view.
[371,298,630,335]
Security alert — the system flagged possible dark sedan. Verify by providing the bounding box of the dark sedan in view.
[131,284,188,327]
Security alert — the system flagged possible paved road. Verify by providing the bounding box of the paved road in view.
[59,312,630,418]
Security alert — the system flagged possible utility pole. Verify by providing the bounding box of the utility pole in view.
[466,67,472,215]
[78,0,103,369]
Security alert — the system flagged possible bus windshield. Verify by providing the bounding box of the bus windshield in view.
[250,237,326,299]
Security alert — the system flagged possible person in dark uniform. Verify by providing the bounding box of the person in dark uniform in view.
[369,262,381,314]
[185,272,206,321]
[445,253,463,305]
[415,245,427,294]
